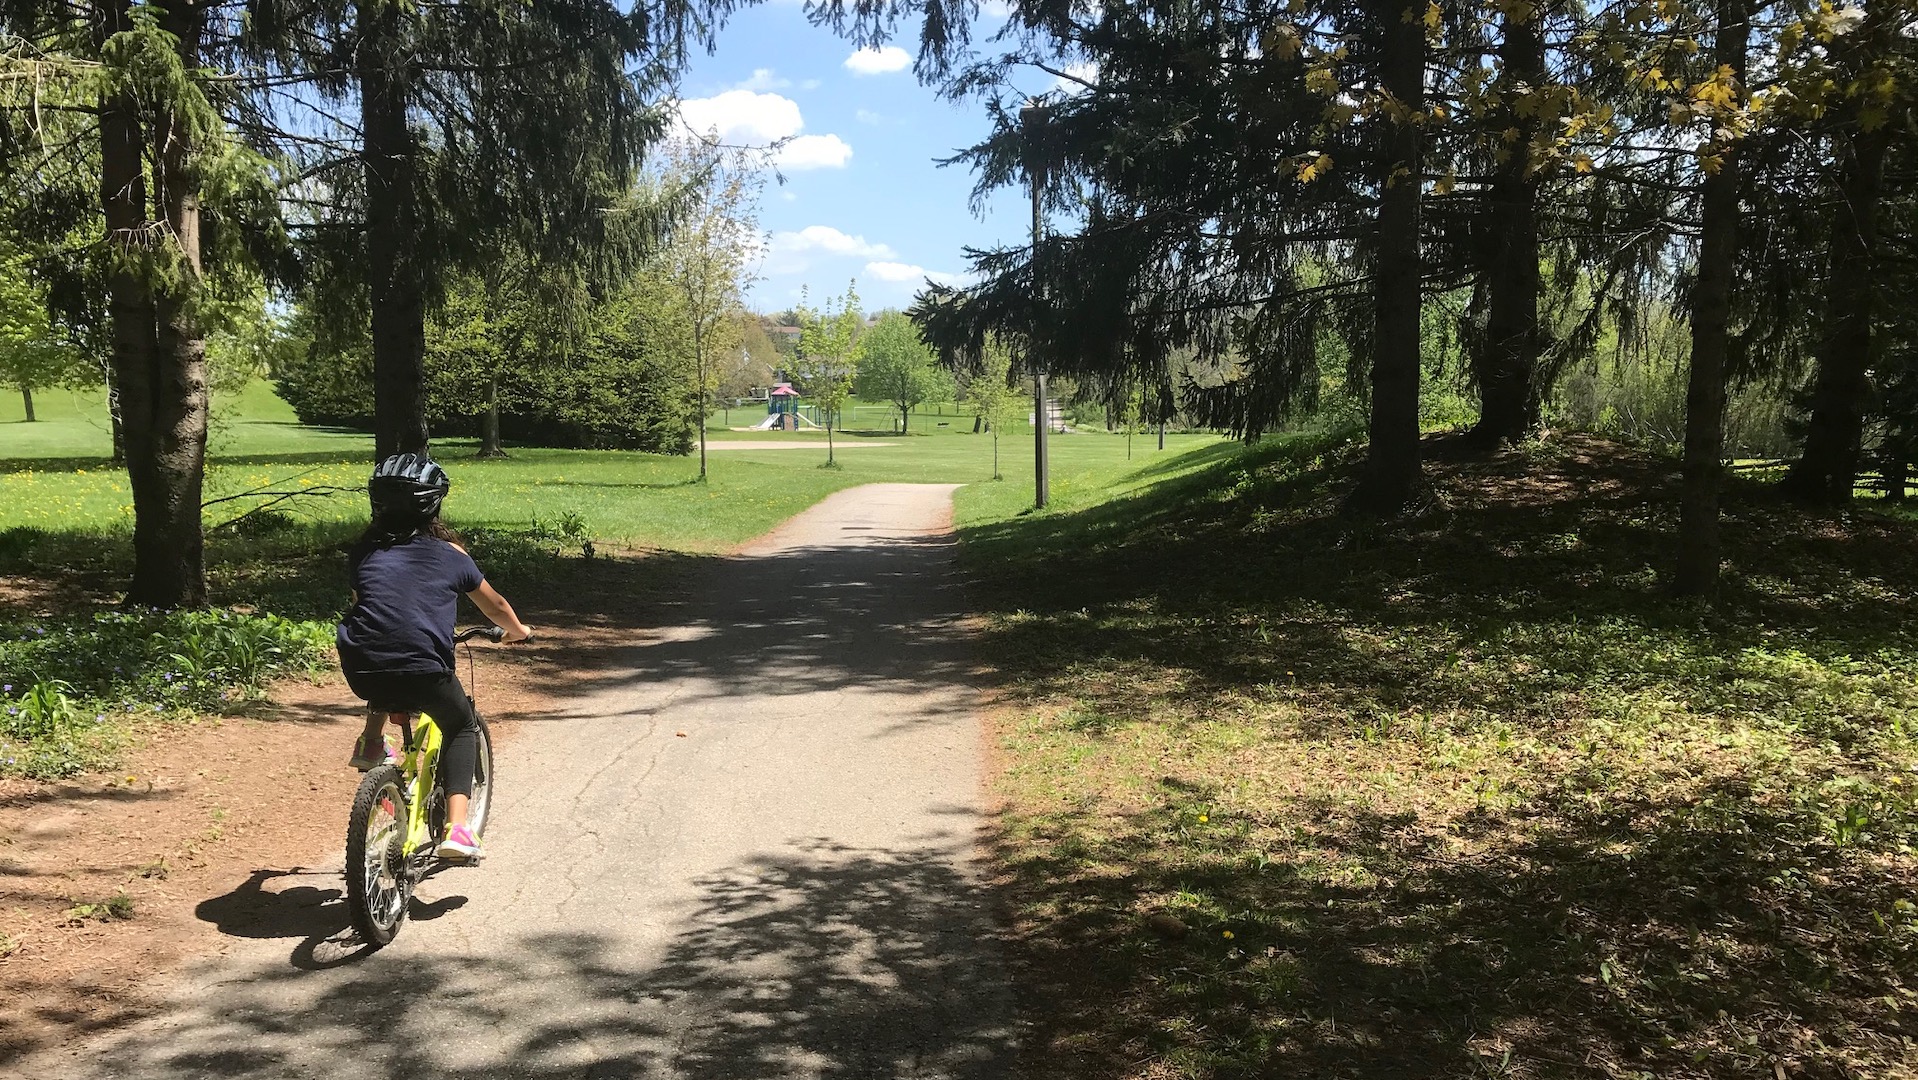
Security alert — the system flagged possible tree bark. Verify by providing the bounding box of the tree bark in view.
[360,0,429,461]
[1350,0,1427,513]
[98,5,152,489]
[96,0,210,607]
[1674,0,1749,598]
[106,364,126,463]
[1469,7,1544,447]
[478,373,505,458]
[20,386,34,422]
[1783,120,1891,504]
[694,324,708,481]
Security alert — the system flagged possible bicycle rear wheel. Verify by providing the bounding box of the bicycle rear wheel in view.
[346,765,411,946]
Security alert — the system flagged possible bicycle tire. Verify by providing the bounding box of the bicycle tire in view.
[346,765,411,946]
[468,715,495,839]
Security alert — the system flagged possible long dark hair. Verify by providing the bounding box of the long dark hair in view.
[352,513,465,558]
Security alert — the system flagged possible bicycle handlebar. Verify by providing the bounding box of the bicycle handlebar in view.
[455,626,507,644]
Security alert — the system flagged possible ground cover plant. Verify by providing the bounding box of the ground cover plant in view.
[0,609,334,778]
[954,433,1918,1080]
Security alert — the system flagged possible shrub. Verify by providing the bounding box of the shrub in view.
[0,609,335,779]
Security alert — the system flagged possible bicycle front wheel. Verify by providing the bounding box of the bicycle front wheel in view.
[346,765,411,947]
[467,715,495,839]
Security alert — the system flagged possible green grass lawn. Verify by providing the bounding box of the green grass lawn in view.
[955,432,1918,1080]
[1,381,1218,549]
[0,380,1223,620]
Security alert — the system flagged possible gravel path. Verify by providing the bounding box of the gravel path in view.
[10,483,1014,1080]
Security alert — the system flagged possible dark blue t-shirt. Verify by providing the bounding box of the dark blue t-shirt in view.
[337,535,485,675]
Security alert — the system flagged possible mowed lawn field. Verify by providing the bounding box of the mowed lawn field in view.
[0,382,1223,553]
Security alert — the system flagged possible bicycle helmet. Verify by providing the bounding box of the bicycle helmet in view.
[368,452,450,523]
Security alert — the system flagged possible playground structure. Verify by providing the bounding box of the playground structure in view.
[748,382,822,431]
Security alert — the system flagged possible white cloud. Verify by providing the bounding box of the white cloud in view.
[732,68,790,92]
[865,260,961,286]
[981,0,1017,16]
[844,46,912,76]
[676,90,803,143]
[773,226,895,259]
[855,108,885,125]
[799,78,823,91]
[676,91,852,170]
[779,190,798,202]
[776,133,853,170]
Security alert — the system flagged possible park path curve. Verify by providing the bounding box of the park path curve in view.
[11,483,1015,1080]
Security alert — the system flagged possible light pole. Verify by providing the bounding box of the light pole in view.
[1023,100,1050,509]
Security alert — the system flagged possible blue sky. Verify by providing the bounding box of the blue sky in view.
[674,2,1048,312]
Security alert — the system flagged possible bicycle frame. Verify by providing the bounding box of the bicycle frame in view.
[395,712,445,859]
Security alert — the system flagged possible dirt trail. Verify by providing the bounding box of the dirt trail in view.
[5,482,1014,1080]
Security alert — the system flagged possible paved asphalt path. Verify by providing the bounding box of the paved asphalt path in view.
[16,483,1015,1080]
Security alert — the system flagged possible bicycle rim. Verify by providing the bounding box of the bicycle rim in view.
[346,766,411,946]
[468,717,494,837]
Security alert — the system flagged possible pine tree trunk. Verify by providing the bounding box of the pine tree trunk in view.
[478,373,505,458]
[98,7,151,483]
[1351,0,1427,513]
[97,0,210,607]
[1783,120,1890,505]
[20,386,33,422]
[360,2,429,461]
[1470,8,1544,447]
[1674,0,1749,598]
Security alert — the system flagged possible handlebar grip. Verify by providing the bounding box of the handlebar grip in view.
[455,626,508,643]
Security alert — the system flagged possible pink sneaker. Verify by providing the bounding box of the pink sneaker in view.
[435,824,482,860]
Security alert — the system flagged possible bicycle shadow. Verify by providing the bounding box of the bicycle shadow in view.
[195,868,468,971]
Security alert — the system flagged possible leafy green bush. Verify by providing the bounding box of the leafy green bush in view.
[464,511,595,579]
[0,609,334,779]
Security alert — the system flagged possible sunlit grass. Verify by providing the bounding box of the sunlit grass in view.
[0,380,1223,552]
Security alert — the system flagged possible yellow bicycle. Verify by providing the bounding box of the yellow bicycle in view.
[344,625,500,946]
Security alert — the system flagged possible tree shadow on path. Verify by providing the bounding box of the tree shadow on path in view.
[61,842,1013,1080]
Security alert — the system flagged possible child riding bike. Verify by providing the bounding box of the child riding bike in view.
[337,452,532,860]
